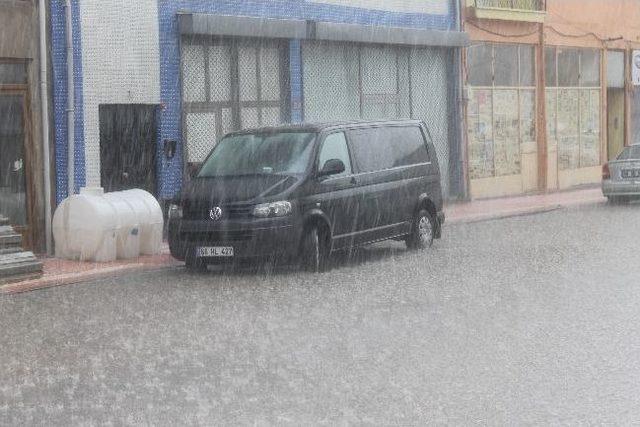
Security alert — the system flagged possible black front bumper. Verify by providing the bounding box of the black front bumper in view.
[168,216,303,262]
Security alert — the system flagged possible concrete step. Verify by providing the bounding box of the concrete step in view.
[0,251,43,284]
[0,247,22,256]
[0,226,22,250]
[0,271,43,286]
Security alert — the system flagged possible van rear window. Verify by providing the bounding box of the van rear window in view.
[348,126,430,173]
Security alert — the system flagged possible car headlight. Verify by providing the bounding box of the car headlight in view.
[168,203,183,219]
[252,201,292,218]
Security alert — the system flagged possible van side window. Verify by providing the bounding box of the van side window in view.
[348,126,430,173]
[318,132,352,177]
[391,126,430,167]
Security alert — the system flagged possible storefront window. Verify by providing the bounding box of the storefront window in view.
[519,46,535,87]
[558,49,580,87]
[580,50,601,87]
[466,44,492,87]
[494,45,518,86]
[546,47,602,170]
[467,43,536,180]
[545,47,557,87]
[632,89,640,144]
[468,89,494,178]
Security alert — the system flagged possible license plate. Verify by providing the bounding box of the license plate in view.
[622,169,640,179]
[196,247,234,257]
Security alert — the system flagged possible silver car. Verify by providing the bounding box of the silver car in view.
[603,144,640,203]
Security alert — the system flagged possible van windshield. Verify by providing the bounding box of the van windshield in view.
[198,132,316,178]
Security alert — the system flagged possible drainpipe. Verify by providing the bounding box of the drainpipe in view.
[456,0,470,200]
[65,0,75,197]
[38,0,52,254]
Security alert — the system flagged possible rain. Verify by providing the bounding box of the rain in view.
[2,0,640,424]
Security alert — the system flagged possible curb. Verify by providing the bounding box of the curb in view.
[0,262,181,296]
[446,205,564,225]
[445,197,606,226]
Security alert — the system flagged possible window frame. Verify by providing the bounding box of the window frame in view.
[545,46,602,170]
[180,36,291,167]
[466,42,535,90]
[466,42,537,180]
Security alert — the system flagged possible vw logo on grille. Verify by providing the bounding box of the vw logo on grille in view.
[209,207,223,221]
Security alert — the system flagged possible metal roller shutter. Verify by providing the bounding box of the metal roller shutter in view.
[302,41,451,195]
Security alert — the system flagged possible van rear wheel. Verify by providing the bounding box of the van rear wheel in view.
[301,226,330,273]
[406,209,435,250]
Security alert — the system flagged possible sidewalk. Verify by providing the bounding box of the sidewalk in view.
[445,186,605,225]
[1,186,606,295]
[1,245,181,295]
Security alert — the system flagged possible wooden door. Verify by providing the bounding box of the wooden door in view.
[0,91,34,249]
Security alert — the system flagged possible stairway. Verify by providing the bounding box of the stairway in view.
[0,216,43,285]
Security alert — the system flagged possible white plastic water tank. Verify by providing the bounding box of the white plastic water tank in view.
[53,187,164,262]
[120,189,164,256]
[103,191,142,260]
[52,187,118,262]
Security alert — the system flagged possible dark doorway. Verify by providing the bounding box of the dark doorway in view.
[99,104,158,194]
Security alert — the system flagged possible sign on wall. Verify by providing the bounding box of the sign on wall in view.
[633,51,640,86]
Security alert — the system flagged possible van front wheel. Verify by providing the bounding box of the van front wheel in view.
[301,226,330,273]
[185,251,207,272]
[406,209,435,250]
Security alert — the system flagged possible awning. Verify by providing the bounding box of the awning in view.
[178,13,470,48]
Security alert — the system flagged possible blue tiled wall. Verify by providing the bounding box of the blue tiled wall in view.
[51,0,85,204]
[51,0,457,203]
[157,0,456,200]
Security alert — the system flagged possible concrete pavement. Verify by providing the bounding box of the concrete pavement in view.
[2,202,639,424]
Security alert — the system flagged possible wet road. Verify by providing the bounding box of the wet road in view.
[2,202,640,424]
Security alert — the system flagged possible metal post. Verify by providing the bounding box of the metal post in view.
[65,0,75,197]
[537,22,548,191]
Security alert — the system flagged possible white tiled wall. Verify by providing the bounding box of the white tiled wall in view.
[79,0,161,187]
[309,0,450,15]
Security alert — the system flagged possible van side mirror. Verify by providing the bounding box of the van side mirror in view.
[319,159,346,178]
[187,162,201,179]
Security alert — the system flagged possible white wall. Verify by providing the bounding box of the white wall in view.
[309,0,450,15]
[79,0,161,187]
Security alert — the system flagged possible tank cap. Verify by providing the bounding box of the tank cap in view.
[80,187,105,197]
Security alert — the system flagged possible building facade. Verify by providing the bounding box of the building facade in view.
[463,0,640,199]
[50,0,468,211]
[0,0,48,252]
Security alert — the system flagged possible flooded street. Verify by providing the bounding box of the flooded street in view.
[3,202,640,424]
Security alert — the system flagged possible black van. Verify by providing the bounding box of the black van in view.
[168,120,445,272]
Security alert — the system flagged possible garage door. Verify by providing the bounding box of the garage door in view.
[302,42,451,195]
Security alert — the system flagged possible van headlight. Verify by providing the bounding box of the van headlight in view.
[252,201,292,218]
[168,204,183,219]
